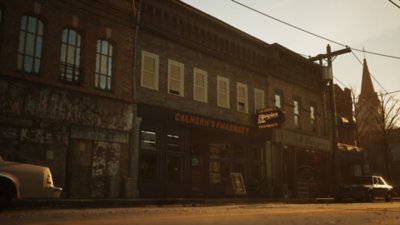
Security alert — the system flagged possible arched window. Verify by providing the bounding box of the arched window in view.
[17,15,44,74]
[95,39,113,90]
[60,28,82,82]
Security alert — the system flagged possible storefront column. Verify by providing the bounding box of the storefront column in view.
[126,116,142,198]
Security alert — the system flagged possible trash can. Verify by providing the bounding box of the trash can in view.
[108,176,121,198]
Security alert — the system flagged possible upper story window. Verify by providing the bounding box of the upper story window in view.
[193,68,208,102]
[310,104,317,132]
[217,76,230,108]
[293,98,301,129]
[95,39,113,90]
[141,50,159,90]
[254,88,265,112]
[274,89,285,109]
[17,16,44,74]
[236,82,248,113]
[60,29,81,83]
[168,59,184,96]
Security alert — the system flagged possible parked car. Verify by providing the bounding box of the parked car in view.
[0,156,62,209]
[334,175,393,202]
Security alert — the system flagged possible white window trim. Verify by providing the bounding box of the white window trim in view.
[254,88,265,112]
[168,59,185,97]
[193,68,208,103]
[140,50,159,91]
[236,82,248,113]
[217,76,230,108]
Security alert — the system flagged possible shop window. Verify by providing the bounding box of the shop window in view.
[167,155,182,185]
[193,68,208,103]
[95,39,113,90]
[217,76,230,108]
[168,59,184,96]
[236,82,248,113]
[140,130,157,150]
[141,50,159,90]
[209,144,230,185]
[254,88,265,112]
[60,29,81,83]
[17,15,44,74]
[167,134,182,152]
[139,153,157,184]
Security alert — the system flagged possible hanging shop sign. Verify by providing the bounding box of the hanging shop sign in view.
[256,107,285,129]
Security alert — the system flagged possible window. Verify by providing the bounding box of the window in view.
[310,104,317,132]
[60,29,81,83]
[95,39,113,90]
[193,68,208,102]
[254,88,265,112]
[168,59,184,96]
[141,50,159,90]
[236,82,248,113]
[275,94,281,108]
[217,76,230,108]
[17,16,44,74]
[293,98,301,129]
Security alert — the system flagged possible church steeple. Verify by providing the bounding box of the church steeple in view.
[360,58,376,97]
[356,58,381,134]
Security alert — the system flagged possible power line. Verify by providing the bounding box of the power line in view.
[231,0,400,60]
[389,0,400,9]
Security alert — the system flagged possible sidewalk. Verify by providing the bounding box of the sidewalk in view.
[11,197,321,209]
[11,197,399,209]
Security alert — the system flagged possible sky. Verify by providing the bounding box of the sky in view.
[181,0,400,100]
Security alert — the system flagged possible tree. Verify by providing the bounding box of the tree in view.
[354,90,400,181]
[375,93,400,181]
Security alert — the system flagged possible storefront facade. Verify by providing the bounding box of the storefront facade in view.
[270,129,331,198]
[137,104,269,198]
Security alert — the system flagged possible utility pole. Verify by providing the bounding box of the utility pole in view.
[309,45,351,187]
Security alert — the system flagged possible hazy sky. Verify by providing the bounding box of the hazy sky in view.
[181,0,400,99]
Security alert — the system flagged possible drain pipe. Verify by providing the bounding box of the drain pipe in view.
[127,0,142,198]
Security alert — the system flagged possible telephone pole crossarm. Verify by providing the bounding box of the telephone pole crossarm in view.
[309,47,351,62]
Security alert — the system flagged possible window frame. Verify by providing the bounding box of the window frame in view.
[60,28,82,83]
[17,15,45,75]
[217,75,230,108]
[95,39,113,91]
[254,88,265,112]
[140,50,159,91]
[236,82,248,113]
[293,97,301,129]
[167,59,184,97]
[193,67,208,103]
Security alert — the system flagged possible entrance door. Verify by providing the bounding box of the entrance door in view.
[138,127,188,198]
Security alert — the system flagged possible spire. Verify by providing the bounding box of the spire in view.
[360,58,376,97]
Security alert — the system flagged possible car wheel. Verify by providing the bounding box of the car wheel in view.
[366,190,374,202]
[385,192,392,202]
[0,186,12,211]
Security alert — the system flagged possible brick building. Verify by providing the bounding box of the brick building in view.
[267,44,331,198]
[134,0,330,198]
[1,0,333,199]
[0,0,137,198]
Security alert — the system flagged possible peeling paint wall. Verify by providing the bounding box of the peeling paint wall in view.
[0,80,134,197]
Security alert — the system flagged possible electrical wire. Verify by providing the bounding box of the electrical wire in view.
[389,0,400,9]
[231,0,400,60]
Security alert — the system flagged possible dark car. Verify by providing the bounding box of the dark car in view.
[334,175,393,202]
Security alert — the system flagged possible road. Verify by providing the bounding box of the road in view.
[1,202,400,225]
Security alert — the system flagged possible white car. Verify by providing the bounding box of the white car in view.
[0,156,62,209]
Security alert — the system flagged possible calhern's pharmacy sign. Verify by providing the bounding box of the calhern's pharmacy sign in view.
[174,112,250,135]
